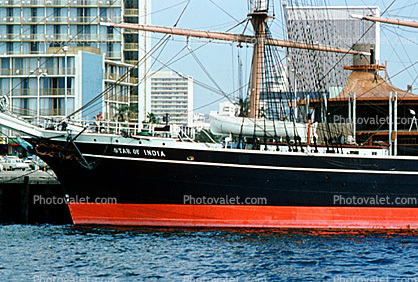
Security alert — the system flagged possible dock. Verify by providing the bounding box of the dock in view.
[0,171,72,224]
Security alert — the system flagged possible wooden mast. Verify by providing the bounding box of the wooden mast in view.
[248,9,268,118]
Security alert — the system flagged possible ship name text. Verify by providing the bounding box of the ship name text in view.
[113,147,166,158]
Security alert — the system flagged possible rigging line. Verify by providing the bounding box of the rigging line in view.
[305,0,398,98]
[173,0,191,27]
[266,27,297,134]
[385,2,417,12]
[192,84,249,112]
[80,38,176,119]
[77,87,136,119]
[386,14,418,21]
[226,18,250,33]
[142,41,239,99]
[69,33,173,119]
[232,45,235,95]
[194,21,244,31]
[381,29,417,82]
[142,40,228,95]
[380,26,418,49]
[208,0,241,23]
[138,0,190,19]
[264,45,279,140]
[187,45,232,102]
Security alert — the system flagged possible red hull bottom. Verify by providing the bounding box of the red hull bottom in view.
[67,203,418,229]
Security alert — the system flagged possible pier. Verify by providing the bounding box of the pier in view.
[0,171,72,224]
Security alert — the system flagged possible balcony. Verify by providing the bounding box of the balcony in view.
[129,77,138,84]
[1,17,19,23]
[41,88,74,96]
[104,94,128,103]
[10,89,38,96]
[44,34,69,41]
[40,108,65,116]
[130,94,138,103]
[21,34,45,41]
[0,69,11,76]
[22,16,45,24]
[104,72,118,81]
[4,51,21,55]
[102,34,121,41]
[0,0,21,6]
[124,60,138,66]
[21,0,44,6]
[12,68,39,76]
[123,29,138,34]
[12,108,35,117]
[98,0,120,6]
[124,43,138,51]
[45,16,69,24]
[0,34,20,41]
[98,16,121,24]
[124,9,139,17]
[46,67,75,76]
[70,16,98,24]
[45,0,67,6]
[69,0,96,7]
[105,51,121,60]
[0,89,11,96]
[72,34,98,41]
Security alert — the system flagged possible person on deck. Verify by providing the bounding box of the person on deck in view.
[372,70,378,83]
[94,112,103,133]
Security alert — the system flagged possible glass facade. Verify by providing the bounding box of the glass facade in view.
[285,6,380,98]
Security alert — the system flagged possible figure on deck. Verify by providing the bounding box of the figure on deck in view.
[372,70,378,83]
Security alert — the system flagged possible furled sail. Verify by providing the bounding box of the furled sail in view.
[209,115,315,142]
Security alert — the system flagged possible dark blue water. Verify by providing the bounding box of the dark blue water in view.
[0,225,417,281]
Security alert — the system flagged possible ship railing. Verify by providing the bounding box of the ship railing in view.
[30,117,197,141]
[29,117,139,135]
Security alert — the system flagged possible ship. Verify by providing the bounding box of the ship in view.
[1,1,418,229]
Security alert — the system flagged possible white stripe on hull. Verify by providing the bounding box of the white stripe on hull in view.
[83,153,418,175]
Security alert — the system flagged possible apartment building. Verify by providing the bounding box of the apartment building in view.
[151,71,193,126]
[0,51,137,122]
[0,0,150,122]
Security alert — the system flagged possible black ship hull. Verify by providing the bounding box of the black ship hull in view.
[29,137,418,229]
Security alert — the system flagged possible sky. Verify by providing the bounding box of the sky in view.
[149,0,418,114]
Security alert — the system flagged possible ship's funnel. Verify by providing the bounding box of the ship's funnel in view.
[352,43,375,66]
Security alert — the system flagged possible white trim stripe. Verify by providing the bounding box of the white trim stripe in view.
[83,154,418,176]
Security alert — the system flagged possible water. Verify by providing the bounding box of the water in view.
[0,225,417,281]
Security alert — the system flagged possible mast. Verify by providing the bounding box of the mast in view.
[248,2,269,118]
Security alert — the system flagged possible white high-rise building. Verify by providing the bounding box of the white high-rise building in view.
[219,101,237,117]
[0,0,151,122]
[151,71,193,126]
